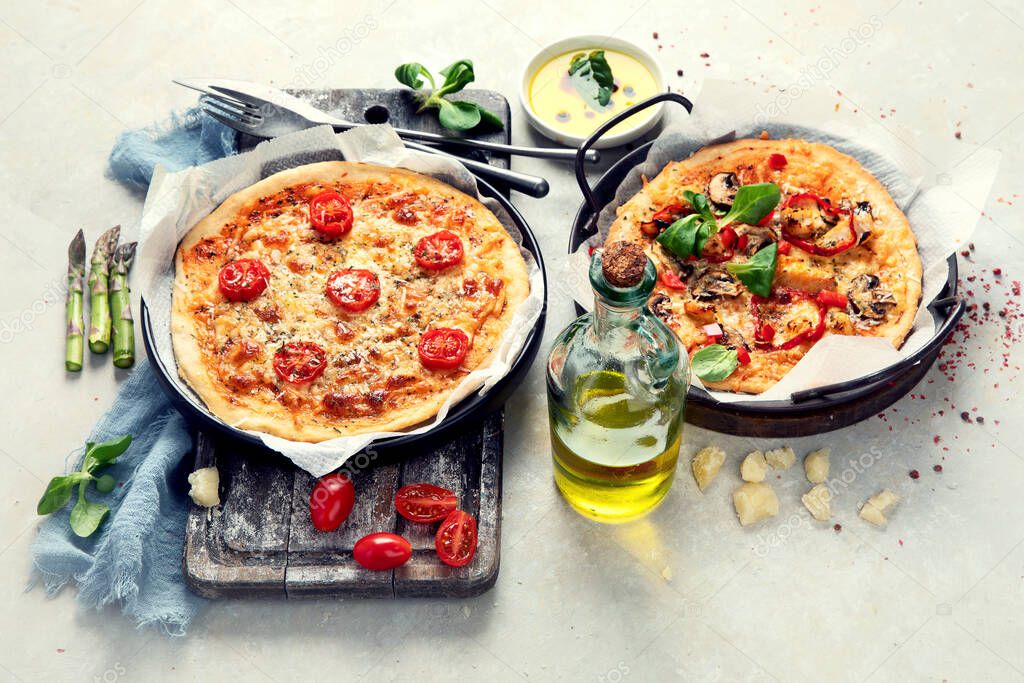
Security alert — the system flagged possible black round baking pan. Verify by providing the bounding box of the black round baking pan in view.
[569,92,966,437]
[142,172,546,457]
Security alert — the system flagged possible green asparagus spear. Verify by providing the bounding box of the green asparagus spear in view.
[87,226,120,354]
[65,230,86,372]
[109,241,137,368]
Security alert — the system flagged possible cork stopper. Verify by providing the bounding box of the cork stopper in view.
[602,241,648,288]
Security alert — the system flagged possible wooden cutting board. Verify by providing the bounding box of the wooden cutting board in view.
[183,88,513,598]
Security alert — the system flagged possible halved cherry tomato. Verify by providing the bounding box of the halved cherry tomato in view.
[768,153,788,170]
[218,259,270,302]
[435,509,477,567]
[353,532,412,571]
[777,240,792,255]
[309,473,355,532]
[418,328,469,371]
[309,191,353,238]
[325,269,380,312]
[273,341,327,384]
[736,234,750,252]
[816,290,849,309]
[659,268,687,290]
[395,483,458,523]
[736,347,751,364]
[719,226,738,250]
[414,230,464,270]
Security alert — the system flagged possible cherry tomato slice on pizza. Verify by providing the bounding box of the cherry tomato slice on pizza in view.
[308,191,354,238]
[218,258,270,302]
[353,532,412,571]
[418,328,470,371]
[435,510,478,567]
[394,483,458,523]
[273,341,327,384]
[414,230,464,270]
[309,473,355,532]
[325,269,381,312]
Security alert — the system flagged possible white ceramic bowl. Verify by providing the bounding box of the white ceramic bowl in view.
[519,35,666,150]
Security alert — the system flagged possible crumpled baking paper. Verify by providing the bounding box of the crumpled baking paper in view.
[569,79,1000,403]
[137,124,544,476]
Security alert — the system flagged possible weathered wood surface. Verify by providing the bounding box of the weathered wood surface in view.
[183,88,512,599]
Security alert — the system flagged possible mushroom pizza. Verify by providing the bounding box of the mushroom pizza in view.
[605,137,922,393]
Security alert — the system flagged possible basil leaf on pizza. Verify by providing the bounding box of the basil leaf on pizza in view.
[719,183,781,228]
[727,242,778,297]
[691,344,739,382]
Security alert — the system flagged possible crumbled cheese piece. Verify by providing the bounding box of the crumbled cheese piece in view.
[187,467,221,507]
[692,446,726,492]
[802,484,832,521]
[764,446,796,470]
[859,488,899,527]
[804,448,830,484]
[740,450,769,482]
[732,482,779,526]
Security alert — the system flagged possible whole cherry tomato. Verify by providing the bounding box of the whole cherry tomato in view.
[417,328,469,371]
[309,191,354,238]
[353,532,412,571]
[273,341,327,384]
[395,483,458,523]
[325,269,381,312]
[309,473,355,532]
[435,509,477,568]
[218,259,270,302]
[414,230,464,270]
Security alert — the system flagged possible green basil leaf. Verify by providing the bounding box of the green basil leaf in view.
[683,190,717,225]
[476,106,505,130]
[36,473,90,515]
[720,183,781,228]
[693,221,715,258]
[437,59,475,96]
[727,242,778,297]
[82,434,132,473]
[691,344,740,382]
[395,62,433,90]
[657,214,703,259]
[70,491,109,538]
[437,100,482,131]
[568,50,615,109]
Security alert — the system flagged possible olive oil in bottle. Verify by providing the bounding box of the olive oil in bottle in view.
[546,243,689,523]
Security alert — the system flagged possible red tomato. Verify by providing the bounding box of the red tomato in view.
[736,347,751,365]
[273,341,327,384]
[658,269,687,290]
[414,230,464,270]
[719,226,738,250]
[218,259,270,302]
[309,473,355,532]
[418,328,469,371]
[768,153,788,170]
[309,191,354,238]
[353,532,412,571]
[756,210,775,227]
[777,240,792,255]
[756,323,776,344]
[816,290,849,309]
[395,483,458,523]
[435,510,477,568]
[325,269,381,312]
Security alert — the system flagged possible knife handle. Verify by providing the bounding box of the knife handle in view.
[403,141,549,198]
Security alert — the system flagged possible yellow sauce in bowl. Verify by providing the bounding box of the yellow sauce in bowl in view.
[528,48,660,139]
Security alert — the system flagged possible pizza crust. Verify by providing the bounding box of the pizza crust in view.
[172,161,530,441]
[606,138,922,394]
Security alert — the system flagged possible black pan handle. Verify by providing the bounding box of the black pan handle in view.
[790,297,966,403]
[574,92,694,220]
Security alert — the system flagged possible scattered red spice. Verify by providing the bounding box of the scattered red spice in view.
[652,31,659,39]
[56,648,65,654]
[909,469,920,479]
[993,267,1002,276]
[700,51,710,58]
[933,464,943,473]
[833,523,842,533]
[676,68,683,77]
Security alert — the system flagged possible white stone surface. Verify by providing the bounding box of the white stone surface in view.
[2,1,1023,681]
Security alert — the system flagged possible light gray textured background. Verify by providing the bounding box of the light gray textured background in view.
[1,1,1021,681]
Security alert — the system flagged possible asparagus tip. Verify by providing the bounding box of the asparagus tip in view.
[69,229,85,264]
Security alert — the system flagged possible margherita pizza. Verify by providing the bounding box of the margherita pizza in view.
[606,138,922,394]
[172,161,530,441]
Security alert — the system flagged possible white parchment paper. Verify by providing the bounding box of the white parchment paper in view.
[137,125,544,476]
[570,80,1000,402]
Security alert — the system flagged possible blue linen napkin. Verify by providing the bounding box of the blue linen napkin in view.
[32,110,238,635]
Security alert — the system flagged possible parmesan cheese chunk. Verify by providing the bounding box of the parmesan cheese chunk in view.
[804,448,830,484]
[859,488,899,527]
[740,450,768,483]
[764,446,796,470]
[732,482,779,526]
[188,467,221,508]
[801,484,832,521]
[692,446,726,492]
